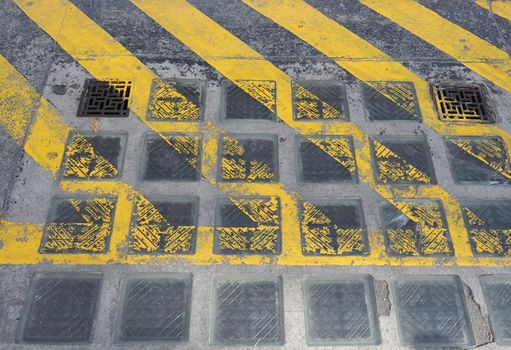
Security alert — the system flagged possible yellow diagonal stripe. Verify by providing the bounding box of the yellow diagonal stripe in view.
[360,0,511,92]
[477,0,511,21]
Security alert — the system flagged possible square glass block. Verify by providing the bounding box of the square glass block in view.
[480,275,511,346]
[303,274,381,346]
[296,135,357,183]
[114,273,192,344]
[17,272,102,344]
[210,274,284,346]
[221,80,276,120]
[392,275,475,348]
[292,80,349,120]
[362,81,421,121]
[142,133,202,181]
[370,136,437,185]
[60,131,127,180]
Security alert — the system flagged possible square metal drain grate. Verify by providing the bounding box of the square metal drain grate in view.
[461,200,511,256]
[77,79,132,118]
[296,135,357,183]
[370,136,437,185]
[221,80,276,120]
[147,79,205,121]
[214,196,281,255]
[480,275,511,346]
[210,274,284,346]
[114,273,192,344]
[299,199,368,256]
[60,132,127,180]
[142,133,202,181]
[17,272,102,344]
[362,81,421,121]
[431,83,494,123]
[40,196,116,254]
[128,196,198,254]
[292,80,349,120]
[392,275,475,348]
[380,199,453,257]
[445,136,511,184]
[219,134,278,183]
[303,274,380,346]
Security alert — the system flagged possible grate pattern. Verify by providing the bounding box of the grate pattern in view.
[362,81,421,121]
[40,197,116,253]
[115,274,192,343]
[392,275,475,348]
[128,196,198,254]
[297,136,357,183]
[222,80,276,120]
[214,197,281,255]
[77,79,131,118]
[432,83,494,122]
[148,79,203,121]
[303,275,380,346]
[293,80,349,120]
[210,275,284,346]
[300,199,368,256]
[17,273,101,344]
[142,134,201,181]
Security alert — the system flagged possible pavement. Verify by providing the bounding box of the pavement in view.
[1,0,511,348]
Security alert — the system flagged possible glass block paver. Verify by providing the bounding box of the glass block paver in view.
[445,136,511,184]
[114,273,192,343]
[128,195,198,254]
[392,275,475,348]
[40,197,116,253]
[219,134,278,183]
[380,199,453,256]
[432,83,494,123]
[461,200,511,256]
[142,133,201,181]
[221,79,276,120]
[214,196,281,255]
[370,137,437,184]
[303,274,381,346]
[293,80,349,120]
[296,135,357,183]
[299,199,368,256]
[17,272,102,344]
[60,132,127,180]
[147,79,205,121]
[480,275,511,346]
[210,274,284,346]
[77,79,131,118]
[362,81,421,121]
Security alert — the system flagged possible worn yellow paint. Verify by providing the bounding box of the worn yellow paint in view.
[432,85,492,122]
[294,84,348,120]
[477,0,511,22]
[369,81,419,118]
[307,136,356,174]
[361,0,511,92]
[234,80,277,113]
[149,80,201,120]
[161,134,202,169]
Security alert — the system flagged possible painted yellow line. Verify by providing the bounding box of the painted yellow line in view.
[129,0,482,261]
[360,0,511,92]
[477,0,511,21]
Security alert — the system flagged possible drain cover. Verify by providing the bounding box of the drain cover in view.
[77,79,132,118]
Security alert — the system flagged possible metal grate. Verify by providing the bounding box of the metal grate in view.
[77,79,132,118]
[432,83,494,122]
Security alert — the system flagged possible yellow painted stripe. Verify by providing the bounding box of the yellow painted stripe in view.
[360,0,511,92]
[477,0,511,21]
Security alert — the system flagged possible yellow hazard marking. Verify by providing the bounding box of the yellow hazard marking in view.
[462,207,511,256]
[162,134,201,169]
[449,137,511,180]
[217,197,280,254]
[300,201,366,255]
[477,0,511,23]
[308,136,356,174]
[62,134,120,179]
[129,195,196,254]
[221,136,276,182]
[386,200,453,256]
[41,197,116,253]
[234,80,276,113]
[361,0,511,92]
[372,140,433,184]
[294,84,347,120]
[148,79,201,120]
[369,81,419,117]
